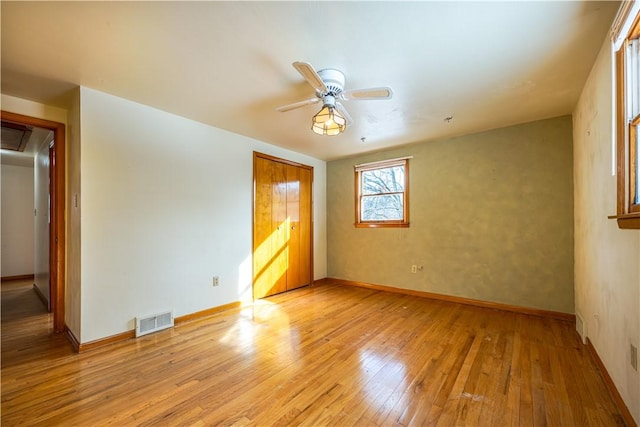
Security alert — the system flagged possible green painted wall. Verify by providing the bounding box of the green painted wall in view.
[327,116,574,313]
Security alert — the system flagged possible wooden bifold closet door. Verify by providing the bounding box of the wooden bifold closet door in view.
[253,152,313,299]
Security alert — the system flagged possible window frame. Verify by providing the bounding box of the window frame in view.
[354,157,410,228]
[615,6,640,229]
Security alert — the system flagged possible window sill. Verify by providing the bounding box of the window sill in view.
[355,222,410,229]
[608,213,640,229]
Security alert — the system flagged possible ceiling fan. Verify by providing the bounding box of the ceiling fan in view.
[276,62,393,136]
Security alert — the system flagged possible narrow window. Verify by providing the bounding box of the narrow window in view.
[633,116,640,206]
[355,157,410,228]
[627,37,640,208]
[614,4,640,228]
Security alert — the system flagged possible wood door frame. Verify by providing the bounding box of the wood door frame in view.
[1,110,66,333]
[252,151,314,300]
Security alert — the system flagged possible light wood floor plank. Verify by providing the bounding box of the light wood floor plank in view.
[1,279,626,426]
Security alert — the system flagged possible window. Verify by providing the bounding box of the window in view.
[355,157,410,228]
[614,3,640,228]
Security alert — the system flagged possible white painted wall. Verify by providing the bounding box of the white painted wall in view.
[33,137,51,305]
[1,164,35,277]
[573,38,640,424]
[79,87,326,343]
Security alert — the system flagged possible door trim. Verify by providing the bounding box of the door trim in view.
[1,110,66,333]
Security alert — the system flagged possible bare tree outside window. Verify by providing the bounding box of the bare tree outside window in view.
[361,166,404,220]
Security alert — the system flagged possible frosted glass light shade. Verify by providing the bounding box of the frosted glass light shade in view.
[311,105,346,136]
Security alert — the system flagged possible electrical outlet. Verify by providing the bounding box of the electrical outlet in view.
[212,276,220,287]
[411,265,417,273]
[631,344,638,371]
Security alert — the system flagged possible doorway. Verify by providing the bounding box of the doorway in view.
[1,110,66,333]
[253,152,313,299]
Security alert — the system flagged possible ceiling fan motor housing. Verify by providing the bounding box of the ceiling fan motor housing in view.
[317,69,345,96]
[275,61,391,121]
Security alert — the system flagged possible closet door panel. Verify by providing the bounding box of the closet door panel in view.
[298,167,312,287]
[253,156,275,299]
[286,164,302,290]
[271,161,288,296]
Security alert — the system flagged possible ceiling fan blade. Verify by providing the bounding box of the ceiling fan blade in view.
[292,61,328,93]
[342,87,393,101]
[275,97,321,112]
[335,102,353,125]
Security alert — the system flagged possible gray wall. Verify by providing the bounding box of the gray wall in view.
[327,115,574,313]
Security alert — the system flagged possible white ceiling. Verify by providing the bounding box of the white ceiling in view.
[1,1,619,161]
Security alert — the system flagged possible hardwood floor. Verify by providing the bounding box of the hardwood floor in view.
[1,279,625,426]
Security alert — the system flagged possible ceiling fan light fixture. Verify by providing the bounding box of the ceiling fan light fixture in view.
[277,61,392,136]
[311,97,346,136]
